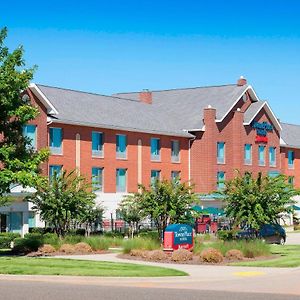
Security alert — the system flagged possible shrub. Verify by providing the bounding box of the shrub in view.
[85,237,110,251]
[148,250,168,261]
[171,249,193,262]
[74,242,92,253]
[138,231,159,240]
[217,230,238,241]
[38,244,56,254]
[225,249,244,260]
[42,233,62,249]
[0,233,20,249]
[130,249,149,258]
[59,243,76,254]
[200,248,223,263]
[13,233,43,253]
[64,235,84,244]
[103,231,124,238]
[123,238,161,254]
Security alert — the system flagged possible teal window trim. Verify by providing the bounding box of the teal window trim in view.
[171,140,180,162]
[258,145,266,166]
[23,124,37,150]
[92,167,103,191]
[151,138,161,161]
[288,150,295,169]
[116,134,127,159]
[217,142,225,164]
[49,127,62,155]
[269,147,276,167]
[92,132,104,157]
[116,168,127,192]
[244,144,252,165]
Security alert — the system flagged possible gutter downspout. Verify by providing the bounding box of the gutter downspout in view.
[188,134,196,186]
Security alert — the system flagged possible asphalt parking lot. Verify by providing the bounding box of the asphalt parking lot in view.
[286,232,300,245]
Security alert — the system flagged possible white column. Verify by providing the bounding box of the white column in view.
[22,211,29,237]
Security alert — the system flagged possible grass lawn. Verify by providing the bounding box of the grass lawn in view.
[231,245,300,268]
[0,257,187,277]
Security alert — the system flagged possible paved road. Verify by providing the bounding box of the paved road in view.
[0,280,299,300]
[286,232,300,245]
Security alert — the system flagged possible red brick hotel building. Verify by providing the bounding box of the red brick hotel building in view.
[1,77,300,235]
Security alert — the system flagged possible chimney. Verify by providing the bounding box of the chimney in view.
[203,105,216,127]
[237,76,247,86]
[139,89,152,104]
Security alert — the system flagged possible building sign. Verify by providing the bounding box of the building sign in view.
[163,224,194,251]
[252,121,273,143]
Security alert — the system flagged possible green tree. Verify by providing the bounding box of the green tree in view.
[221,172,298,230]
[129,179,197,239]
[119,195,145,238]
[0,27,48,205]
[27,169,97,237]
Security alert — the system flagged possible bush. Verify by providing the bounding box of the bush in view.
[148,250,168,261]
[171,249,193,262]
[59,243,76,254]
[85,237,110,251]
[64,235,85,244]
[130,249,149,258]
[138,231,159,240]
[74,242,92,253]
[217,230,238,241]
[123,238,161,254]
[38,244,56,254]
[103,231,124,238]
[225,249,244,261]
[200,248,223,263]
[13,233,43,253]
[0,233,20,249]
[42,233,62,249]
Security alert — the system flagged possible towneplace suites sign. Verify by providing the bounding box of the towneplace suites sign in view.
[163,224,194,251]
[252,121,273,143]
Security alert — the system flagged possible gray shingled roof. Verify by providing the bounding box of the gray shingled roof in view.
[281,123,300,148]
[114,84,250,129]
[36,83,250,137]
[243,101,265,124]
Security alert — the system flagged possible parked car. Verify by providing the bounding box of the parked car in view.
[236,224,286,245]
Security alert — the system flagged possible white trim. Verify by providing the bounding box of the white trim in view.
[243,101,282,131]
[215,85,259,123]
[29,83,59,115]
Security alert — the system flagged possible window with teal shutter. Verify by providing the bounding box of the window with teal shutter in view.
[116,135,127,159]
[244,144,252,165]
[217,142,225,164]
[171,171,180,181]
[23,124,37,149]
[288,151,295,169]
[259,146,265,166]
[151,138,160,161]
[49,165,62,181]
[92,132,103,157]
[92,167,103,191]
[116,168,127,192]
[49,128,62,154]
[269,147,276,167]
[171,140,180,162]
[217,172,225,190]
[150,170,160,185]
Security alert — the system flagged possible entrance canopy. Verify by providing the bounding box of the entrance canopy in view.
[192,206,225,216]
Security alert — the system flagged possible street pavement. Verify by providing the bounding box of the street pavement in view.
[286,231,300,245]
[0,280,299,300]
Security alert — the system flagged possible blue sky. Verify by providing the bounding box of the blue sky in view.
[1,0,300,124]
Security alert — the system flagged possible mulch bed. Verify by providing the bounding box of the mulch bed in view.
[27,250,110,257]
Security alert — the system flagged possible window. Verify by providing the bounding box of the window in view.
[151,170,161,185]
[258,145,266,166]
[49,165,62,180]
[288,150,295,169]
[288,176,294,186]
[269,147,276,167]
[92,132,103,157]
[116,134,127,159]
[171,140,180,162]
[116,168,127,192]
[49,128,62,155]
[23,124,37,149]
[217,171,226,190]
[151,138,160,161]
[217,142,225,164]
[171,171,180,181]
[244,144,252,165]
[92,167,103,191]
[28,212,36,228]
